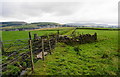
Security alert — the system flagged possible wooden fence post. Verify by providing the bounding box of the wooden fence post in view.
[0,38,4,54]
[29,32,34,72]
[57,30,59,35]
[94,32,97,40]
[34,34,38,40]
[49,39,52,55]
[1,41,4,54]
[42,38,44,60]
[56,30,59,43]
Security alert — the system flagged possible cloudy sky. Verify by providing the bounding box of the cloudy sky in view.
[0,0,119,25]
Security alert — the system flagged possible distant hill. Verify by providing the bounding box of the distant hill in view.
[31,22,61,26]
[0,21,27,27]
[0,21,117,31]
[0,21,62,31]
[66,23,108,26]
[65,23,117,28]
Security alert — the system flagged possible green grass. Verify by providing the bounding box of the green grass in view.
[2,27,74,52]
[26,29,119,75]
[1,27,119,75]
[2,30,57,53]
[2,30,56,41]
[2,27,74,41]
[1,27,75,76]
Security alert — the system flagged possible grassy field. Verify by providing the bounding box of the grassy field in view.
[2,27,74,53]
[1,27,75,76]
[2,27,73,41]
[2,30,56,41]
[1,27,119,76]
[26,29,119,75]
[2,27,74,56]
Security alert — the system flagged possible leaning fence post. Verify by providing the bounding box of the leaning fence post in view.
[29,32,34,72]
[42,38,44,60]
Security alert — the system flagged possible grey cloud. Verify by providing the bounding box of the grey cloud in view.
[1,1,118,25]
[1,2,81,19]
[21,2,81,16]
[2,2,24,18]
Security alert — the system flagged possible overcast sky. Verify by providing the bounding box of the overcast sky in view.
[0,0,119,25]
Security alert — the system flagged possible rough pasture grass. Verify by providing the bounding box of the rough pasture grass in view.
[27,29,119,75]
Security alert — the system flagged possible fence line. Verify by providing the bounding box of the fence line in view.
[2,29,73,73]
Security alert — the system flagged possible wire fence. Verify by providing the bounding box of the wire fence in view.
[1,28,80,74]
[1,29,62,72]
